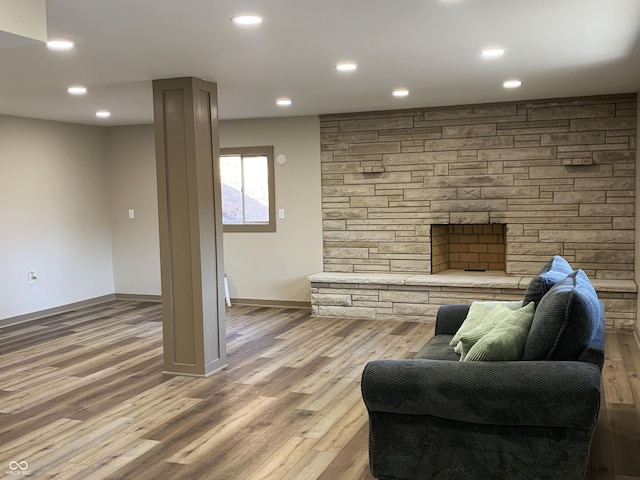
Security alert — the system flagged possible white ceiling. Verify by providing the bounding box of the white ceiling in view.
[1,0,640,126]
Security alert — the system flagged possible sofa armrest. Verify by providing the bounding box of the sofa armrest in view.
[362,359,601,429]
[435,304,470,335]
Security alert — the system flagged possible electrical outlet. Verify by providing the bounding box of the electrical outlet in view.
[28,271,37,284]
[278,209,285,219]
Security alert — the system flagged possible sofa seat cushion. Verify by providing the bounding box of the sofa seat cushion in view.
[415,335,460,361]
[523,269,600,361]
[523,255,573,307]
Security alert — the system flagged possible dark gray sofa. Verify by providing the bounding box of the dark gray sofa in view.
[361,260,605,480]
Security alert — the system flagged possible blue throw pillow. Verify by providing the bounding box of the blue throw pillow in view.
[522,255,573,307]
[522,269,601,361]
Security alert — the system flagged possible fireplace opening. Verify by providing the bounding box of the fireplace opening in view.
[432,224,506,274]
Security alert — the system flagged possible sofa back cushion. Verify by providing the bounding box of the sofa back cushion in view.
[577,301,606,369]
[523,255,573,307]
[522,269,601,361]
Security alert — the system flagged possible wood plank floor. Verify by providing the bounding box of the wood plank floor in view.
[0,300,639,480]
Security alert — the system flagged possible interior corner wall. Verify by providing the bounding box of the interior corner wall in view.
[0,115,114,320]
[219,116,323,303]
[636,91,640,339]
[107,125,161,295]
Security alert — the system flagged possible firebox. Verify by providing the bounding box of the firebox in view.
[431,224,506,273]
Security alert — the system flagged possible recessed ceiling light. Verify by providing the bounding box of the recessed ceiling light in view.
[95,111,111,118]
[393,88,409,97]
[232,15,264,25]
[276,98,292,106]
[481,48,505,58]
[67,86,87,95]
[335,62,358,72]
[503,80,522,89]
[47,40,74,51]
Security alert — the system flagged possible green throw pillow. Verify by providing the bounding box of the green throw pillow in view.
[457,304,515,361]
[449,300,523,347]
[463,301,536,362]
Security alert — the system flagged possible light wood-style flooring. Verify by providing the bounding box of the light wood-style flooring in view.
[0,301,639,479]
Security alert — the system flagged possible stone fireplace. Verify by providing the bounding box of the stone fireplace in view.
[431,224,506,273]
[313,93,638,331]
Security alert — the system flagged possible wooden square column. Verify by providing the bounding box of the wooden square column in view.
[152,77,226,376]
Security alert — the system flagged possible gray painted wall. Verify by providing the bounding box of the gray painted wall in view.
[0,115,114,319]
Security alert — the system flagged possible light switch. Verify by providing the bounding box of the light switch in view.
[278,209,285,219]
[128,209,135,219]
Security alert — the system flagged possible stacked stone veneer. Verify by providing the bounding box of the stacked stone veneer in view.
[309,273,636,331]
[320,94,636,278]
[314,94,638,331]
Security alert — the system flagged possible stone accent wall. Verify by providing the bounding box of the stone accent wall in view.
[320,94,637,280]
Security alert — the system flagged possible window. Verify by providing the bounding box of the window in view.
[220,146,276,232]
